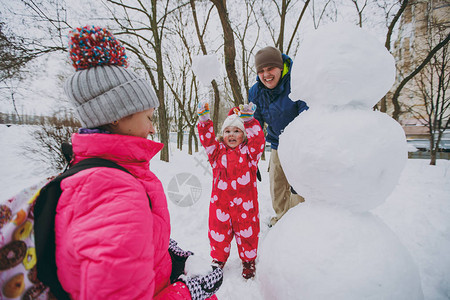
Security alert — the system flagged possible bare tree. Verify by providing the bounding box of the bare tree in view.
[406,31,449,165]
[210,0,244,106]
[164,5,201,155]
[106,0,188,162]
[189,0,222,133]
[382,0,408,52]
[230,0,260,99]
[392,33,450,120]
[0,22,30,83]
[310,0,338,29]
[274,0,311,55]
[0,8,66,117]
[25,110,81,171]
[374,0,408,112]
[286,0,310,55]
[258,0,311,56]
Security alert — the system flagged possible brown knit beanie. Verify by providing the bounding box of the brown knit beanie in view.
[255,46,283,73]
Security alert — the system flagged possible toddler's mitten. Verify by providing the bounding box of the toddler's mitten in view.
[179,267,223,300]
[197,101,210,122]
[239,102,257,122]
[169,239,194,283]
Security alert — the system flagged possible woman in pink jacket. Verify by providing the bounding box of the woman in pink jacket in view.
[197,102,265,279]
[51,26,222,300]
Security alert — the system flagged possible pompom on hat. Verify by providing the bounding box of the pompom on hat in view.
[255,46,283,73]
[220,107,246,138]
[64,25,159,128]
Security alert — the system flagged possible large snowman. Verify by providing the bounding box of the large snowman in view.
[257,23,424,299]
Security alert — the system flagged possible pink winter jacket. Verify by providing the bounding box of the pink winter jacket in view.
[54,133,191,300]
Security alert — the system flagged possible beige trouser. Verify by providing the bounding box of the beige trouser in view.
[269,149,305,225]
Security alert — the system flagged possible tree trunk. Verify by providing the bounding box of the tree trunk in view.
[276,0,287,52]
[211,0,244,106]
[190,0,222,133]
[379,96,387,112]
[430,148,437,165]
[151,0,169,162]
[194,131,199,153]
[188,126,195,155]
[177,116,183,151]
[385,0,409,51]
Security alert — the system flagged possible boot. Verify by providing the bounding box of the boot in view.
[212,259,226,269]
[242,260,256,279]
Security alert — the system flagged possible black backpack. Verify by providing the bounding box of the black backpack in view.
[34,158,132,299]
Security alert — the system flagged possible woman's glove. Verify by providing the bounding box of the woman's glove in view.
[179,266,224,300]
[197,101,210,122]
[169,239,194,283]
[238,102,257,122]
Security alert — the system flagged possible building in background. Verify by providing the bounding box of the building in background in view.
[388,0,449,140]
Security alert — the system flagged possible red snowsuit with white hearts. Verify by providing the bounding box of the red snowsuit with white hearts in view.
[198,118,265,263]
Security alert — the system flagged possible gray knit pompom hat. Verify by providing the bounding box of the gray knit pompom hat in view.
[64,26,159,128]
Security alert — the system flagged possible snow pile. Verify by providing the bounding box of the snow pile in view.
[259,23,424,299]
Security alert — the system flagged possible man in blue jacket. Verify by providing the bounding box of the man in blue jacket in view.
[248,46,308,227]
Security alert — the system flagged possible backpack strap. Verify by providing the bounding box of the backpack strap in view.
[33,158,135,300]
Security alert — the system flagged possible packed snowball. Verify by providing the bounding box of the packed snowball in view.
[279,108,407,212]
[289,22,396,109]
[191,54,222,86]
[259,205,424,300]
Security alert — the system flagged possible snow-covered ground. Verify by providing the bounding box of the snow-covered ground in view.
[1,124,449,299]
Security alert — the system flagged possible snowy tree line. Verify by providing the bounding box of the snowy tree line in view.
[0,0,448,165]
[0,111,80,126]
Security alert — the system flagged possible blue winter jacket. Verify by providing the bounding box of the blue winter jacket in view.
[248,53,308,150]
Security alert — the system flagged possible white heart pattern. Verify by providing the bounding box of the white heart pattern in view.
[205,145,216,155]
[240,226,253,238]
[246,125,261,138]
[216,209,230,222]
[245,249,257,259]
[237,171,250,186]
[243,200,254,211]
[210,230,225,242]
[217,180,228,190]
[233,197,243,205]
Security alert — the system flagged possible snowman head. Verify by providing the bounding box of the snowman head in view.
[290,23,396,109]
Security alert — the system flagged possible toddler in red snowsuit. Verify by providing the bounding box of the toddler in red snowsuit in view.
[197,102,265,279]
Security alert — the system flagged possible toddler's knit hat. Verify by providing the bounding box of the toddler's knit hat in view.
[255,46,283,73]
[220,107,246,137]
[64,25,159,128]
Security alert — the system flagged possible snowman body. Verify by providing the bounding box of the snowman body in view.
[258,23,424,299]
